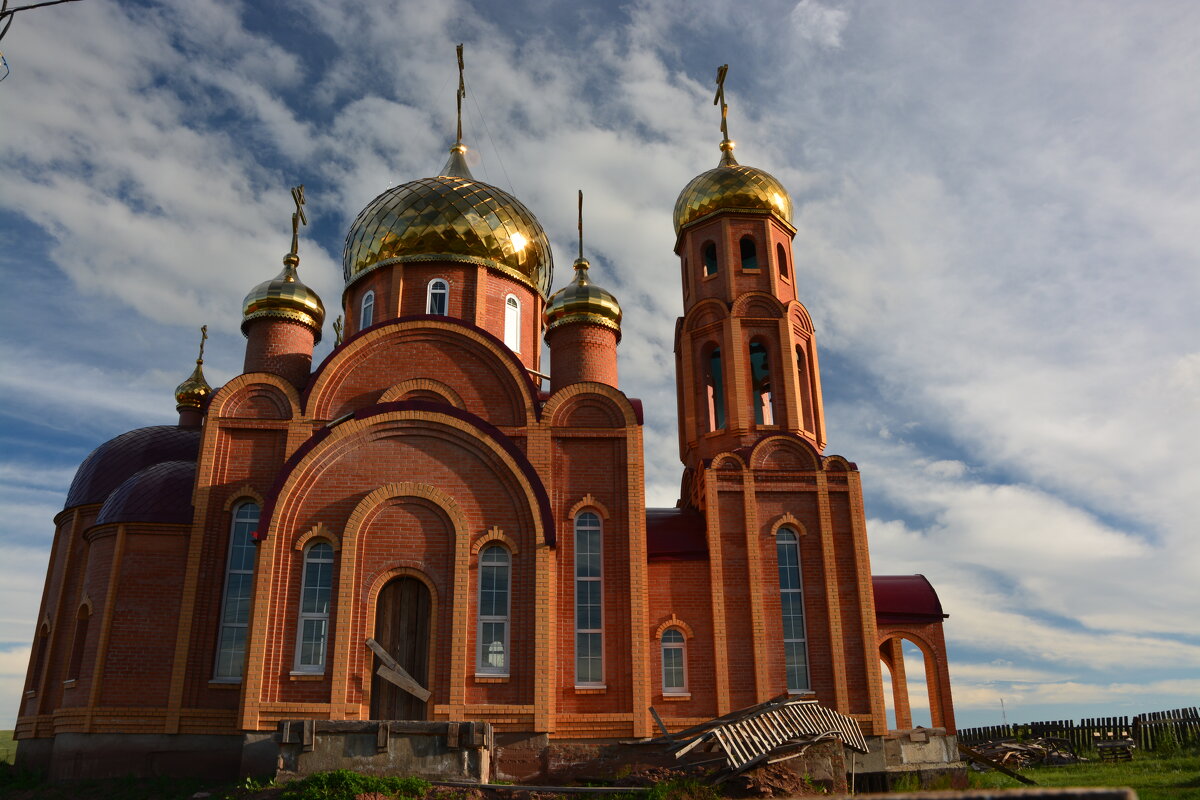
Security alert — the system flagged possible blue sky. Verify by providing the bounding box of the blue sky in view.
[1,0,1197,730]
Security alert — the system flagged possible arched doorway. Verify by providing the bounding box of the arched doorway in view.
[370,576,432,720]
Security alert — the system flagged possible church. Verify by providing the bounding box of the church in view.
[15,61,957,783]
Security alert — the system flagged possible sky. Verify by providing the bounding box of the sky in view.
[0,0,1197,732]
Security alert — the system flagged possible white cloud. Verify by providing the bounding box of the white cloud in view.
[790,0,849,48]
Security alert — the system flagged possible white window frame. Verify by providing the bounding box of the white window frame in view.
[777,527,811,692]
[293,541,334,674]
[214,501,260,682]
[476,545,511,676]
[661,627,687,695]
[574,512,604,686]
[427,278,449,315]
[503,294,521,352]
[360,289,375,330]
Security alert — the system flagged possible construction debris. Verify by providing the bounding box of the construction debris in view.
[638,694,868,786]
[963,737,1083,770]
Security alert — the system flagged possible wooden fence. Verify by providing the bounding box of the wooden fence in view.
[958,707,1199,753]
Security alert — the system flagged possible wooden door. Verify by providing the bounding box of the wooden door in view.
[370,577,431,720]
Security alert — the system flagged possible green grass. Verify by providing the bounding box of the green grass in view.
[0,730,16,765]
[969,750,1200,800]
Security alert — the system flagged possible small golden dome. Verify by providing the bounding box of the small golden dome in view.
[174,361,212,411]
[241,253,326,342]
[544,257,622,339]
[342,146,554,298]
[673,141,793,234]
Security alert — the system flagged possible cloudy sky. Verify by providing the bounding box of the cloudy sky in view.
[1,0,1197,731]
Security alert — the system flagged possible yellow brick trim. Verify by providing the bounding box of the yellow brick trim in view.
[294,522,340,551]
[211,372,301,419]
[380,377,465,408]
[710,451,746,471]
[223,485,265,511]
[768,512,808,538]
[543,381,640,428]
[471,526,519,555]
[654,615,695,640]
[568,493,610,520]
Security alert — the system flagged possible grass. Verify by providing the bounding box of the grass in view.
[0,730,16,765]
[969,750,1200,800]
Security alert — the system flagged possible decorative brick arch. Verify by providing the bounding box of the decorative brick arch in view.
[472,526,519,555]
[786,301,815,334]
[223,485,265,511]
[380,378,465,409]
[361,564,443,719]
[768,512,809,538]
[543,382,639,429]
[732,291,785,319]
[654,614,695,640]
[822,454,856,472]
[212,373,300,420]
[710,451,747,471]
[293,522,340,552]
[750,434,821,471]
[683,298,728,332]
[569,494,611,521]
[877,626,956,733]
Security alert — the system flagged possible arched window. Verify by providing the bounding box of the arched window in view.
[706,346,726,431]
[503,295,521,352]
[360,290,375,330]
[776,528,810,692]
[661,627,687,694]
[215,501,259,681]
[477,545,511,675]
[740,236,758,270]
[295,542,334,672]
[776,243,789,279]
[427,279,449,315]
[795,346,815,431]
[29,622,49,692]
[67,605,90,682]
[681,258,690,299]
[702,242,719,276]
[750,340,775,425]
[574,512,603,685]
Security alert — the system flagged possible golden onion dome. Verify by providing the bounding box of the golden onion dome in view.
[673,140,793,235]
[174,360,211,411]
[544,257,622,340]
[241,253,326,342]
[342,145,554,299]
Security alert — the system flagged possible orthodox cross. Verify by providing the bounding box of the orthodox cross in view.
[333,315,344,346]
[713,63,730,142]
[196,325,208,365]
[289,184,307,256]
[577,189,584,261]
[455,43,466,145]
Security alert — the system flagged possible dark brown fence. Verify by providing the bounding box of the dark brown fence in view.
[958,707,1199,753]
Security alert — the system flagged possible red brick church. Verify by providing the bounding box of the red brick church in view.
[15,66,956,781]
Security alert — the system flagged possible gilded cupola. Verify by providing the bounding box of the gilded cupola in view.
[241,186,326,342]
[545,190,621,338]
[673,64,793,234]
[341,46,553,299]
[174,325,213,411]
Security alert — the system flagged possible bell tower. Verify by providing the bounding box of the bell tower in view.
[673,66,826,480]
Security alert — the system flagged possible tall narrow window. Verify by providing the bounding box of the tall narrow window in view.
[777,243,789,279]
[503,295,521,352]
[682,259,690,299]
[360,290,375,330]
[661,627,687,694]
[750,340,775,425]
[740,236,758,270]
[702,242,719,276]
[295,542,334,672]
[706,347,726,431]
[477,545,511,674]
[215,501,259,681]
[776,528,810,692]
[796,346,815,431]
[30,623,49,691]
[67,606,90,681]
[574,512,603,685]
[427,279,449,315]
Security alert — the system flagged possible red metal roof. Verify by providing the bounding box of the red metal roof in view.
[873,575,947,623]
[646,507,708,561]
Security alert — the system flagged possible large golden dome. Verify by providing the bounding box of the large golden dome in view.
[342,147,554,299]
[673,143,793,234]
[241,254,326,342]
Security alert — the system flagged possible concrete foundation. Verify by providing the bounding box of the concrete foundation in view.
[16,732,244,781]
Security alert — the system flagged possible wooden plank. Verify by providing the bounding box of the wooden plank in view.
[376,663,432,702]
[650,707,674,741]
[957,742,1037,786]
[366,637,403,674]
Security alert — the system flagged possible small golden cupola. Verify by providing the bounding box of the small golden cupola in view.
[241,185,325,388]
[673,65,793,235]
[544,191,622,393]
[175,325,213,427]
[241,186,325,342]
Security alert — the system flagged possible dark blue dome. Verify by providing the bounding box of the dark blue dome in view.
[65,426,201,509]
[95,460,197,526]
